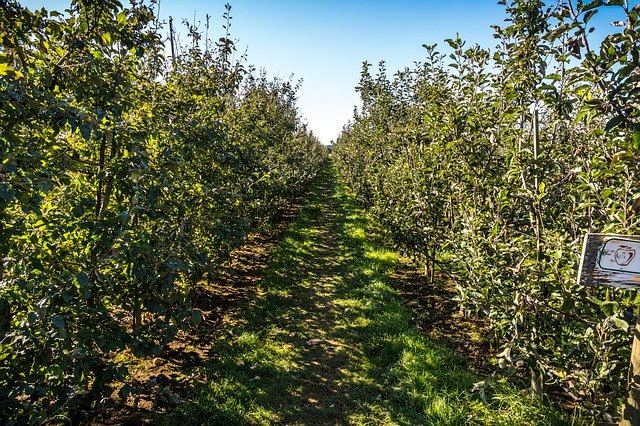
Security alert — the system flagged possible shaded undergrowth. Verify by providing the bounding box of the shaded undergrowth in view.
[167,163,576,425]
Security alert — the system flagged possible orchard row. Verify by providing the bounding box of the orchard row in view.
[334,0,640,421]
[0,1,326,422]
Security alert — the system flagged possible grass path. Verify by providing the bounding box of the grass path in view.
[169,163,574,425]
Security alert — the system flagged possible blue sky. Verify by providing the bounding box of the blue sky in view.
[212,0,505,144]
[22,1,631,144]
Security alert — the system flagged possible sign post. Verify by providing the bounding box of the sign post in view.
[577,233,640,426]
[621,323,640,426]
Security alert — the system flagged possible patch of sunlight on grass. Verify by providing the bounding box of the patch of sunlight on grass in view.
[348,405,394,425]
[365,248,398,263]
[361,267,376,277]
[364,281,398,300]
[283,235,302,246]
[266,288,291,298]
[396,341,463,376]
[348,227,366,240]
[337,360,378,384]
[174,377,281,425]
[333,297,366,311]
[466,379,574,426]
[332,207,572,424]
[231,331,298,371]
[425,394,467,425]
[409,370,438,390]
[247,406,282,426]
[346,315,373,329]
[236,331,259,347]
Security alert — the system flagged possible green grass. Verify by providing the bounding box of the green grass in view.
[165,163,578,425]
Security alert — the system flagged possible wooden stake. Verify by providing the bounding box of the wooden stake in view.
[169,16,176,68]
[530,107,545,301]
[532,106,540,190]
[531,105,545,401]
[621,308,640,426]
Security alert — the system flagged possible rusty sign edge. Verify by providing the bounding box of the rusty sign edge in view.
[577,233,640,289]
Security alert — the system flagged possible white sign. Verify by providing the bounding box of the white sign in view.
[578,234,640,289]
[598,238,640,275]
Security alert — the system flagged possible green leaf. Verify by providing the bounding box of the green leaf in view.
[190,309,202,325]
[606,0,624,5]
[602,300,619,317]
[75,271,89,289]
[72,204,84,218]
[0,63,24,79]
[80,123,92,140]
[0,183,15,202]
[117,12,126,25]
[119,384,136,398]
[604,114,625,131]
[68,116,77,132]
[130,170,142,184]
[610,316,629,332]
[584,9,598,23]
[586,296,604,306]
[51,316,65,330]
[581,0,604,11]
